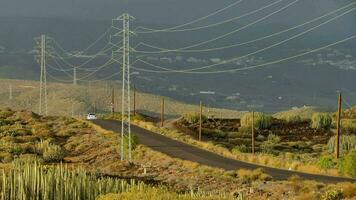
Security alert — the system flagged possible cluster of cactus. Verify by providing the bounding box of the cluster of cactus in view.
[183,112,207,124]
[260,134,281,154]
[327,135,356,155]
[0,162,145,200]
[35,140,65,162]
[311,113,332,130]
[241,112,273,130]
[0,162,236,200]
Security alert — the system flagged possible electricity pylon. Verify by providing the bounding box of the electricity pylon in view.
[112,13,135,162]
[36,34,48,116]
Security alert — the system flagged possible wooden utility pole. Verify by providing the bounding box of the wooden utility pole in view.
[336,92,342,158]
[9,84,13,100]
[199,101,203,141]
[111,87,115,114]
[133,86,136,115]
[161,97,165,127]
[251,111,255,154]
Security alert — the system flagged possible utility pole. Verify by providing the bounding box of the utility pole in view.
[9,84,13,100]
[111,87,115,114]
[251,111,255,154]
[73,67,77,85]
[161,97,165,127]
[112,13,135,162]
[336,92,342,159]
[38,34,48,116]
[199,101,203,141]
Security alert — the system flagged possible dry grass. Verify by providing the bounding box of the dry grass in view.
[336,182,356,198]
[131,120,344,177]
[0,79,242,118]
[1,110,353,199]
[98,188,235,200]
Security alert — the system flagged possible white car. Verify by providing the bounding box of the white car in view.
[86,113,97,120]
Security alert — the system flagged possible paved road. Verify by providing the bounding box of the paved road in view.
[92,119,355,183]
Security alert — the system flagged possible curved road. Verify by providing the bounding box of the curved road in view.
[93,119,355,183]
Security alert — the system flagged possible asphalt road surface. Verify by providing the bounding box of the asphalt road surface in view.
[92,119,355,183]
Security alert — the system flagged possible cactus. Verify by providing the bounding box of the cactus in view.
[311,113,332,130]
[0,162,141,200]
[0,162,234,200]
[327,135,356,155]
[241,112,273,130]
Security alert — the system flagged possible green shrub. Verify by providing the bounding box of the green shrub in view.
[232,144,249,154]
[8,145,32,155]
[318,155,337,170]
[224,170,237,178]
[31,123,52,137]
[311,113,332,130]
[237,168,272,183]
[341,119,356,134]
[123,135,139,151]
[183,112,207,124]
[327,135,356,155]
[322,189,343,200]
[69,121,89,129]
[241,112,273,130]
[260,134,280,154]
[0,109,15,119]
[339,151,356,178]
[342,106,356,119]
[43,144,65,163]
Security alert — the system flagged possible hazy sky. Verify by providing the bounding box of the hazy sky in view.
[0,0,354,26]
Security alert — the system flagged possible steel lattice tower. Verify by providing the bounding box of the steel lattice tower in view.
[112,13,135,162]
[38,35,48,116]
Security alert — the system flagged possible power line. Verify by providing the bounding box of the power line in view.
[132,34,356,74]
[46,53,121,81]
[133,2,356,54]
[136,0,283,33]
[134,7,356,73]
[50,26,113,57]
[135,0,299,52]
[79,59,130,82]
[46,51,112,72]
[135,0,244,33]
[46,71,73,83]
[48,42,114,70]
[342,98,353,109]
[47,54,75,78]
[89,71,121,83]
[76,59,117,80]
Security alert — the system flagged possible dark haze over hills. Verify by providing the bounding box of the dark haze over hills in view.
[0,0,355,112]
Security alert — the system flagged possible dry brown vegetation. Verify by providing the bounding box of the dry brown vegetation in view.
[0,79,242,118]
[131,115,355,177]
[0,109,355,199]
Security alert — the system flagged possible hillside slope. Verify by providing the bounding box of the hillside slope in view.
[0,79,242,118]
